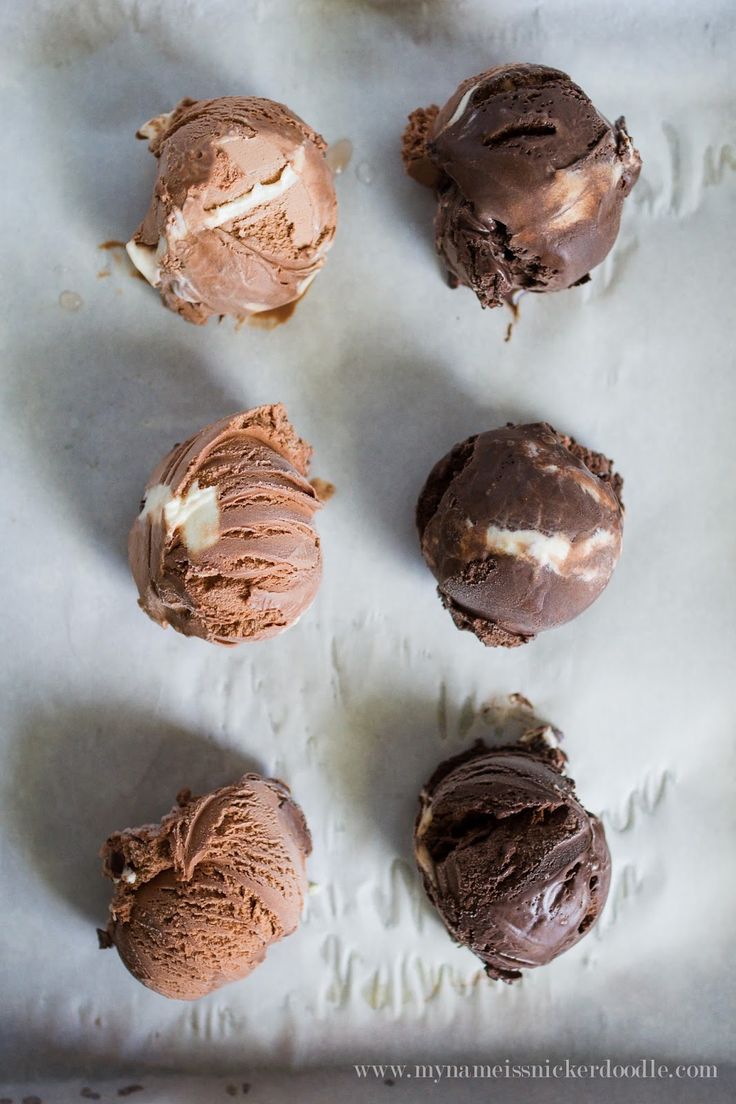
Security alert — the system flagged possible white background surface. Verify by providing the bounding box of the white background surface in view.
[1,0,735,1096]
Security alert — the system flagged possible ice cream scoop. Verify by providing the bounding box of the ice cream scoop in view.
[415,731,611,982]
[416,422,623,646]
[401,63,641,307]
[129,404,323,644]
[100,774,311,999]
[126,96,338,324]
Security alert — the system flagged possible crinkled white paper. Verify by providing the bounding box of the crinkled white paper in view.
[1,0,735,1089]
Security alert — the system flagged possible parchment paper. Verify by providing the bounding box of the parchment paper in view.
[1,0,735,1089]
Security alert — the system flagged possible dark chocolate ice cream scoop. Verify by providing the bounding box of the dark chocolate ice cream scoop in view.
[416,422,624,646]
[401,63,641,307]
[415,733,611,982]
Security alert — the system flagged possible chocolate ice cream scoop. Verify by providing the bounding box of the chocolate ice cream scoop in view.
[126,96,338,324]
[401,63,641,307]
[416,423,623,646]
[129,404,323,644]
[415,732,611,982]
[100,774,311,999]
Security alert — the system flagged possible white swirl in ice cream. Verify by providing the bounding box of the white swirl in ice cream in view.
[127,97,338,324]
[129,404,323,644]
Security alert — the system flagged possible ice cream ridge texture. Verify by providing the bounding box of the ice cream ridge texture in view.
[100,774,311,999]
[401,63,641,306]
[416,422,624,646]
[415,731,611,981]
[129,404,323,644]
[126,96,338,323]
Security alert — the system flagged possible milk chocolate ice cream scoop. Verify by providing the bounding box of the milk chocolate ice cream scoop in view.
[129,403,323,644]
[401,63,641,307]
[100,774,311,999]
[415,731,611,982]
[416,422,623,646]
[127,96,337,324]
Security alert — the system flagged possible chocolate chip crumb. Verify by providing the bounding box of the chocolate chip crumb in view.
[97,928,113,949]
[310,477,335,503]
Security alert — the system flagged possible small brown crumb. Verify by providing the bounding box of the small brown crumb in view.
[504,297,521,343]
[97,270,111,278]
[225,1087,238,1097]
[80,1090,100,1100]
[97,240,146,280]
[401,105,441,188]
[117,1088,144,1098]
[96,928,113,949]
[310,478,335,503]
